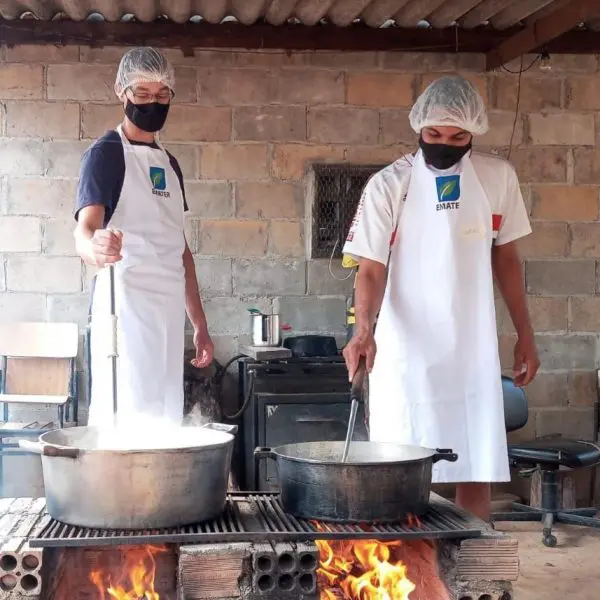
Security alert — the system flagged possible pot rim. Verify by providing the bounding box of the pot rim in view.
[37,425,235,455]
[268,441,439,466]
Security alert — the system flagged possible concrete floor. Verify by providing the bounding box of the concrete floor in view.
[495,521,600,600]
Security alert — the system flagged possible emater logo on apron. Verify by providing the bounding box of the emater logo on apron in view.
[435,175,460,212]
[149,167,170,198]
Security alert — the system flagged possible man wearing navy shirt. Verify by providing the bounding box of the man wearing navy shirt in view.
[74,47,214,428]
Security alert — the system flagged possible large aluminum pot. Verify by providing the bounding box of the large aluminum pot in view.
[255,441,457,523]
[19,422,237,530]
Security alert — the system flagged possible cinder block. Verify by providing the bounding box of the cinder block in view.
[274,296,346,334]
[44,218,77,256]
[233,259,305,295]
[202,297,272,336]
[268,222,304,258]
[47,64,116,101]
[347,72,413,108]
[517,222,568,258]
[185,182,233,218]
[162,106,231,142]
[6,179,77,217]
[5,101,80,139]
[0,141,45,177]
[380,110,416,145]
[529,113,595,146]
[197,68,276,106]
[0,293,46,321]
[271,144,344,181]
[46,294,90,328]
[526,260,596,295]
[570,223,600,259]
[252,543,276,574]
[0,217,41,253]
[275,70,344,104]
[568,77,600,110]
[477,111,524,147]
[44,141,90,178]
[81,104,122,139]
[308,108,379,145]
[200,144,269,181]
[234,106,306,142]
[509,148,568,184]
[307,260,354,296]
[235,182,304,219]
[531,185,598,221]
[574,148,600,184]
[495,76,561,111]
[198,220,268,257]
[6,256,81,294]
[0,65,43,100]
[194,258,233,297]
[535,334,597,370]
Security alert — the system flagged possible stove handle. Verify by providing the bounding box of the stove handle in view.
[432,448,458,463]
[295,416,345,424]
[202,422,239,436]
[254,447,276,462]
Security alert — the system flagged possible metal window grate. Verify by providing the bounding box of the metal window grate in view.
[311,164,384,259]
[29,493,482,548]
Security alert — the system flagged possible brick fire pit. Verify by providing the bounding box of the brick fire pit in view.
[0,494,518,599]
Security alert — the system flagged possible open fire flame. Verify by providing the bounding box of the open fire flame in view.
[317,538,416,599]
[90,545,166,600]
[315,516,450,600]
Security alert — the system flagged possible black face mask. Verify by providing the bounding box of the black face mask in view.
[419,136,472,170]
[125,100,170,133]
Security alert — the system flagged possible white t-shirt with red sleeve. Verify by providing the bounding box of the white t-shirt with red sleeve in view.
[343,150,531,263]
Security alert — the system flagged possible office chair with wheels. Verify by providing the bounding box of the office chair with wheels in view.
[492,375,600,547]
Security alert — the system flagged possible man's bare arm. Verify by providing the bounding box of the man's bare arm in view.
[491,242,532,340]
[182,241,209,336]
[492,241,539,385]
[73,206,121,265]
[354,258,387,335]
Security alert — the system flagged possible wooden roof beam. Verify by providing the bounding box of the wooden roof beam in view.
[486,0,600,70]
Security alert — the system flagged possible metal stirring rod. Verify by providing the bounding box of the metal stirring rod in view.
[108,263,118,418]
[342,355,367,463]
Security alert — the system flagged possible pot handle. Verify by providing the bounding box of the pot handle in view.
[18,440,43,455]
[202,422,239,436]
[18,440,80,459]
[254,447,276,461]
[433,448,458,463]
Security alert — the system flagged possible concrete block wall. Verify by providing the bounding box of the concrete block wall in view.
[0,46,599,450]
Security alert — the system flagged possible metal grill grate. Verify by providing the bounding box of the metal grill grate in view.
[311,164,384,259]
[29,493,482,548]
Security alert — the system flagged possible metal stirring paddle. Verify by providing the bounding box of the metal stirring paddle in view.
[108,263,118,419]
[342,355,367,463]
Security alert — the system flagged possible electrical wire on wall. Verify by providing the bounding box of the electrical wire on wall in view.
[501,53,543,160]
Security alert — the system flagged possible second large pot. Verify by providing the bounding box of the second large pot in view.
[19,422,237,530]
[255,441,457,523]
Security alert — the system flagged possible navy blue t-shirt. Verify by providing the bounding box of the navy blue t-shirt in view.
[74,130,188,225]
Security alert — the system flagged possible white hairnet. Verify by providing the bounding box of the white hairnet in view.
[409,75,488,136]
[114,47,175,98]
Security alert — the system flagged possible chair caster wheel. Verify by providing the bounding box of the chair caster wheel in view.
[543,534,557,548]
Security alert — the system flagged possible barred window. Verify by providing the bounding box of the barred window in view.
[311,164,384,259]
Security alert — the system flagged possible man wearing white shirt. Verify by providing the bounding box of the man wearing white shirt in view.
[342,75,540,521]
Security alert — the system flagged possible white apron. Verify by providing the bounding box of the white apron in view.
[88,125,186,428]
[369,150,509,483]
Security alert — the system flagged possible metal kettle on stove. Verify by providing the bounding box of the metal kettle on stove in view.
[248,309,281,347]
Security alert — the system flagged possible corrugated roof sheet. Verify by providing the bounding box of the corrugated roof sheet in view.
[1,0,600,30]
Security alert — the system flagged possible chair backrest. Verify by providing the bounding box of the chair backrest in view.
[0,322,78,396]
[502,375,529,433]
